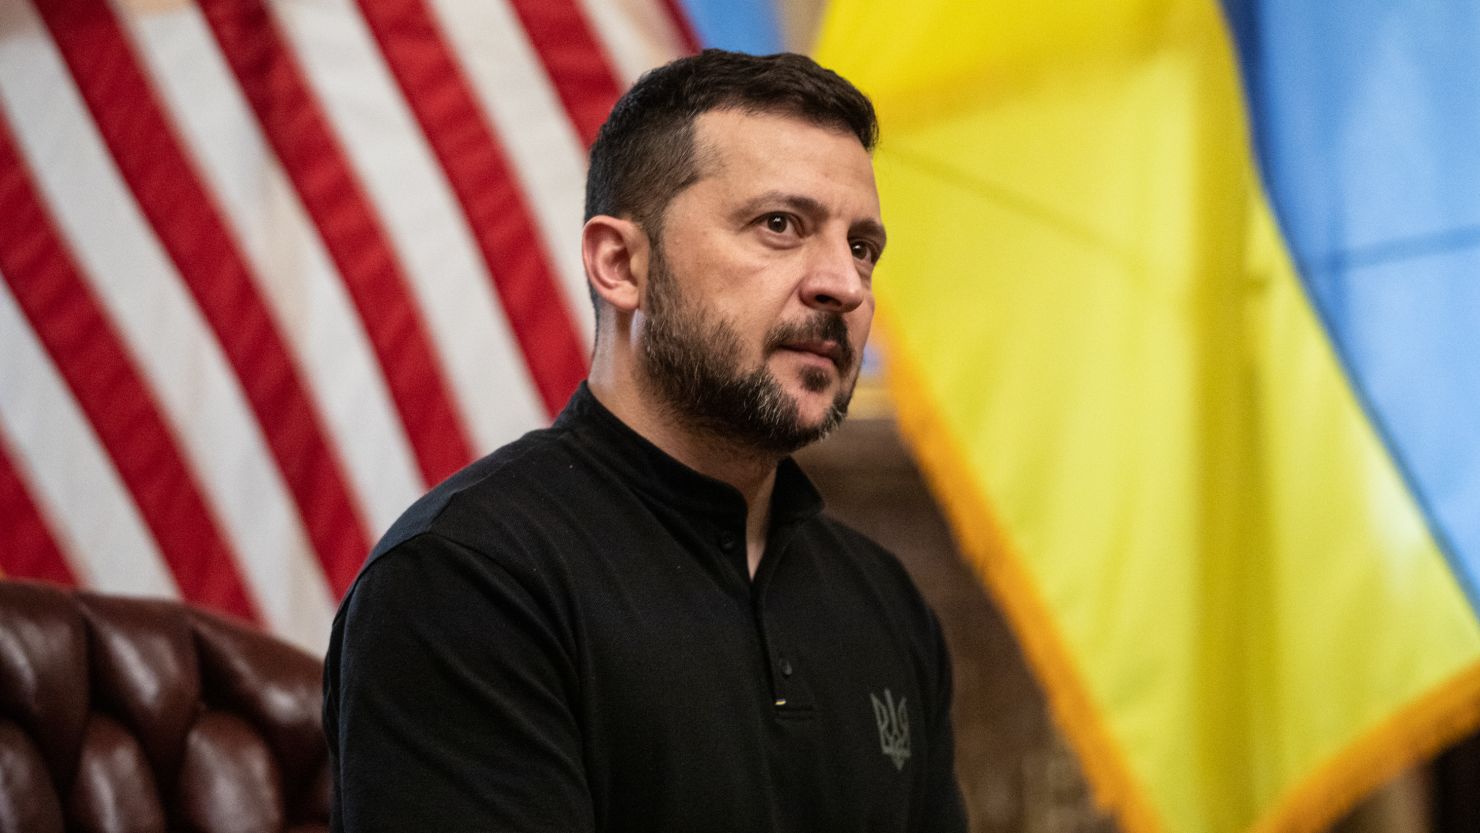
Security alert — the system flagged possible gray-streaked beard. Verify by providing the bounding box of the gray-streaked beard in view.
[637,247,856,456]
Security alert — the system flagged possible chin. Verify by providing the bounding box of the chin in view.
[790,406,835,433]
[794,381,853,421]
[786,376,836,407]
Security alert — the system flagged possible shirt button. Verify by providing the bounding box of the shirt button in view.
[717,531,737,550]
[779,658,793,677]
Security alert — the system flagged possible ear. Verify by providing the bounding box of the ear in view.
[582,215,647,314]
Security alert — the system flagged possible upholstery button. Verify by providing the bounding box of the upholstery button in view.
[779,658,793,677]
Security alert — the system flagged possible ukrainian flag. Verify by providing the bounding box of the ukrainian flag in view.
[687,1,1480,831]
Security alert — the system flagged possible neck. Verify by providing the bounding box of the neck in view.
[588,373,779,577]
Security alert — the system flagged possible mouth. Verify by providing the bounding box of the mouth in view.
[779,339,845,368]
[766,312,856,377]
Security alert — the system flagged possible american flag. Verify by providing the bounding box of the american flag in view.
[0,0,694,652]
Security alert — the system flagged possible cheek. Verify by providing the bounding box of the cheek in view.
[848,305,874,348]
[683,256,776,315]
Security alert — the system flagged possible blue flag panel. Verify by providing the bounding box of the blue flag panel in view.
[1221,0,1480,610]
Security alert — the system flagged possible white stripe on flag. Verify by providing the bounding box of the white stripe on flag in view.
[266,0,549,451]
[120,1,423,535]
[0,278,178,598]
[0,2,335,649]
[424,0,595,342]
[576,0,689,86]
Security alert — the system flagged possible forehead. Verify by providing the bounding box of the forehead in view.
[683,109,881,219]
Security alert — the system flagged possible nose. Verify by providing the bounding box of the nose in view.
[799,238,867,314]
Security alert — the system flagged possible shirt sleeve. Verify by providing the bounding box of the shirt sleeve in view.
[918,609,969,833]
[324,532,593,833]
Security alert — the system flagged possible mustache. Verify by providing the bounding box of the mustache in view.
[764,313,855,370]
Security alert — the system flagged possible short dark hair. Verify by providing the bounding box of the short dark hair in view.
[584,49,878,235]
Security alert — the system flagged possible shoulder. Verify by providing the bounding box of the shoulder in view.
[369,409,632,566]
[372,427,571,556]
[342,424,607,614]
[330,436,589,667]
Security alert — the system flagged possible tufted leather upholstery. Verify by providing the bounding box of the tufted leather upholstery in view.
[0,581,329,833]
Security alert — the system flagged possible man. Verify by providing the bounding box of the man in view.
[324,49,967,833]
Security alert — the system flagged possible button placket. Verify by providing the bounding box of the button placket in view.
[768,647,790,708]
[714,524,750,585]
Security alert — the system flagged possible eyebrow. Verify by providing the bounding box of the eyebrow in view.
[735,190,888,248]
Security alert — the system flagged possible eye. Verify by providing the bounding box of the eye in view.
[760,213,795,234]
[851,239,881,264]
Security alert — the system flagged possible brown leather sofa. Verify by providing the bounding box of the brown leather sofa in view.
[0,580,329,833]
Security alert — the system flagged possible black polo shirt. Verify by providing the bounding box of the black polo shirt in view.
[324,384,966,833]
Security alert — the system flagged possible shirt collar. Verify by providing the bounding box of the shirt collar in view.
[555,382,824,526]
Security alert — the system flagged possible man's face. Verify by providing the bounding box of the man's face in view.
[635,109,884,455]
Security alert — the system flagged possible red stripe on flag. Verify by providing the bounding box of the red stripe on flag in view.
[504,0,624,147]
[357,0,589,417]
[196,0,476,487]
[0,117,255,617]
[36,0,371,596]
[656,0,701,54]
[0,427,79,587]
